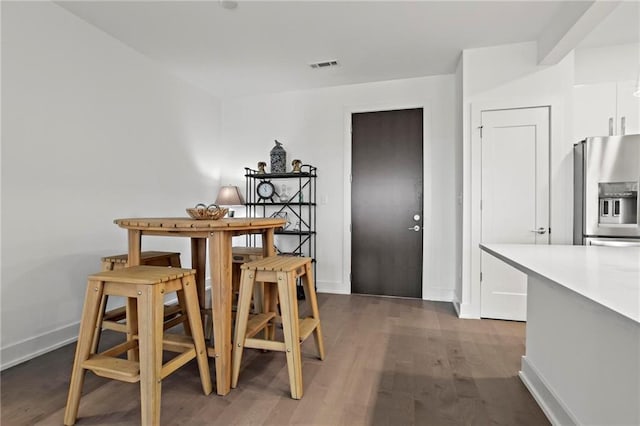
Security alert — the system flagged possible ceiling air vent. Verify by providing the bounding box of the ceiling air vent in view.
[310,60,339,69]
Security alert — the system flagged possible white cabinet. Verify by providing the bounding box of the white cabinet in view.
[573,82,616,139]
[573,80,640,141]
[616,80,639,136]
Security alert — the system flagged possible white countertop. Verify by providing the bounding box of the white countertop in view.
[480,244,640,324]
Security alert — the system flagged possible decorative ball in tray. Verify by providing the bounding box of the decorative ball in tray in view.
[186,203,228,220]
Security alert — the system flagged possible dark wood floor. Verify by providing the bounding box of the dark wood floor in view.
[1,294,549,425]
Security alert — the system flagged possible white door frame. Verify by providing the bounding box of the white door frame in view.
[464,96,568,318]
[343,102,433,299]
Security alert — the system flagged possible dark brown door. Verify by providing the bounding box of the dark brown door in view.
[351,108,423,298]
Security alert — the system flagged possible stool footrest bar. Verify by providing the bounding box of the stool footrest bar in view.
[246,313,277,338]
[298,317,319,342]
[83,355,140,383]
[244,338,286,352]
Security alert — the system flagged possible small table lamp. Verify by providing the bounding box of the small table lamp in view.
[215,185,245,217]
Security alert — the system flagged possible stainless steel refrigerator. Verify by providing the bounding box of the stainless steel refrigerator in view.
[574,135,640,246]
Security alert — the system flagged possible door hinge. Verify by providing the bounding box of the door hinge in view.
[479,125,484,138]
[349,223,352,232]
[349,173,352,183]
[349,273,352,282]
[480,272,483,282]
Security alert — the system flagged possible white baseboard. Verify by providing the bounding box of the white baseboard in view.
[455,302,480,319]
[316,283,456,300]
[519,356,578,426]
[422,287,454,302]
[316,280,349,295]
[1,281,211,371]
[1,322,80,371]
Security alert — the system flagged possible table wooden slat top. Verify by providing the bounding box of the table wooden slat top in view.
[114,217,286,231]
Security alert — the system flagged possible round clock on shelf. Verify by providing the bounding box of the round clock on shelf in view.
[256,181,276,201]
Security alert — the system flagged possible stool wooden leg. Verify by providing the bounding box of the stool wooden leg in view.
[175,290,192,336]
[182,276,212,395]
[91,261,116,354]
[64,279,104,426]
[90,294,108,354]
[254,282,274,341]
[204,309,213,342]
[278,271,304,399]
[137,286,163,426]
[126,297,139,361]
[232,263,241,304]
[231,269,256,388]
[169,255,181,268]
[267,283,279,341]
[302,262,325,360]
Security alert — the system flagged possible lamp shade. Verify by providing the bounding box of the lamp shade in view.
[215,185,245,206]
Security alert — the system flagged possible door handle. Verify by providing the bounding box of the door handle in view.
[530,227,547,234]
[408,225,421,232]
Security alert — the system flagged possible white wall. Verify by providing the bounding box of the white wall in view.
[458,42,575,318]
[221,75,457,299]
[574,43,640,85]
[1,1,222,369]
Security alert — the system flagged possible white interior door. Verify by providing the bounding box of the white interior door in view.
[480,107,550,321]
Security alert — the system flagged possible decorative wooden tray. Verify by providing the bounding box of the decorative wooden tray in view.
[186,204,228,220]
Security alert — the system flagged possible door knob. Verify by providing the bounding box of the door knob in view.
[408,225,421,232]
[530,227,547,234]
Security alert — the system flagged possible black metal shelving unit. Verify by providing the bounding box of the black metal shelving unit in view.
[244,165,317,294]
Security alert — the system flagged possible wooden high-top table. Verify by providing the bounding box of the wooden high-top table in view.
[114,217,285,396]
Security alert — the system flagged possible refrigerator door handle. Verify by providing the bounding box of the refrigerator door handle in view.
[608,117,614,136]
[587,239,640,247]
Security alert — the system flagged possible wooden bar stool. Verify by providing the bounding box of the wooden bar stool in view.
[64,266,212,426]
[93,251,184,352]
[101,251,182,271]
[231,247,264,294]
[231,256,324,399]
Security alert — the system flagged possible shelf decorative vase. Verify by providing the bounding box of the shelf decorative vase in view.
[270,140,286,173]
[278,184,290,202]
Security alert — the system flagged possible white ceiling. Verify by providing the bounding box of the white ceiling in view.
[56,1,634,98]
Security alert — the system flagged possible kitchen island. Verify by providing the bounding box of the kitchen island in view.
[481,244,639,426]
